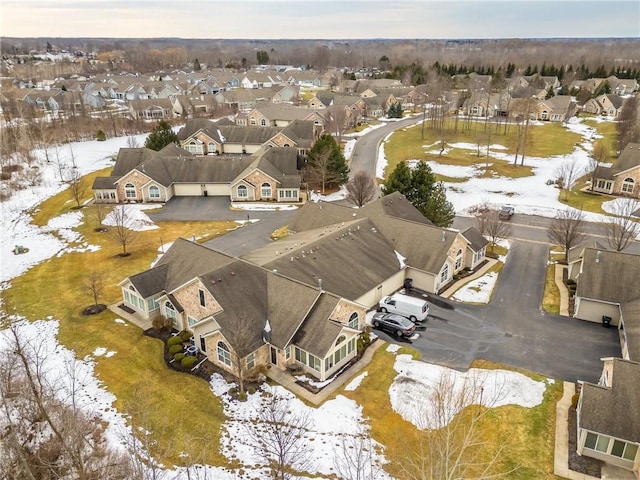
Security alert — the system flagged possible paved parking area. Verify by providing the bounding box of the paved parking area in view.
[147,197,243,221]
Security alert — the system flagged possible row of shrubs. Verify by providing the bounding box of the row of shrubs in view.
[167,330,198,370]
[565,278,577,297]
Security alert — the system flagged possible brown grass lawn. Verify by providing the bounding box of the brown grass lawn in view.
[340,346,563,479]
[581,116,619,163]
[382,118,581,180]
[542,263,561,315]
[3,200,238,466]
[559,182,613,214]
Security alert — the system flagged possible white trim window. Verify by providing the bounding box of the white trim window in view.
[261,182,272,198]
[348,312,359,329]
[584,432,638,461]
[149,185,160,198]
[217,342,231,366]
[622,177,635,194]
[455,248,463,270]
[185,141,203,154]
[440,264,449,284]
[164,301,177,320]
[125,183,136,198]
[237,185,248,198]
[246,352,255,369]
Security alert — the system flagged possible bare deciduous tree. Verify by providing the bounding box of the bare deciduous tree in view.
[547,207,588,262]
[604,199,640,251]
[224,313,256,396]
[555,158,583,201]
[246,392,314,480]
[484,210,512,254]
[333,425,382,480]
[0,323,134,480]
[111,205,135,256]
[472,200,492,236]
[346,170,377,207]
[85,271,104,308]
[94,203,108,231]
[67,168,86,207]
[127,136,140,148]
[399,370,516,480]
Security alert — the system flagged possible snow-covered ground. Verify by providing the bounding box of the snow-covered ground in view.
[451,271,498,304]
[381,117,615,221]
[0,121,587,479]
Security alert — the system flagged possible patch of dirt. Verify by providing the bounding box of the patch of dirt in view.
[82,304,107,316]
[94,227,109,233]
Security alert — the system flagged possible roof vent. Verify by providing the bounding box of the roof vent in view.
[442,231,446,242]
[290,256,294,262]
[318,278,323,290]
[595,251,601,264]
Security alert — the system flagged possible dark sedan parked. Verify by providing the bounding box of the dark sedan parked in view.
[371,312,416,337]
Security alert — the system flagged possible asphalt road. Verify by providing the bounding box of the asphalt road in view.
[374,239,621,383]
[350,116,423,177]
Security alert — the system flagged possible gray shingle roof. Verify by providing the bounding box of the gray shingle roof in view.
[259,218,402,301]
[293,293,345,358]
[92,176,120,189]
[580,358,640,443]
[576,248,640,304]
[461,227,489,251]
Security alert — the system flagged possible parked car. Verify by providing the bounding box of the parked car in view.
[499,205,515,220]
[371,312,416,337]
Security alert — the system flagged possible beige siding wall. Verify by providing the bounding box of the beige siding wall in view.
[174,184,204,196]
[448,235,469,273]
[406,267,437,294]
[574,298,620,326]
[355,270,405,307]
[142,183,169,202]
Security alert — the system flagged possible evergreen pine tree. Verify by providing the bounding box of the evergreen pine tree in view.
[193,58,202,72]
[144,120,178,151]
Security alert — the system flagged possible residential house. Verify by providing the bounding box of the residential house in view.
[178,118,318,156]
[119,237,367,382]
[607,76,639,96]
[118,193,487,382]
[569,247,640,328]
[286,193,489,297]
[129,98,175,120]
[172,95,216,118]
[238,103,325,128]
[533,95,576,122]
[213,89,258,112]
[459,92,512,117]
[582,94,625,118]
[576,358,640,477]
[92,143,302,204]
[592,143,640,197]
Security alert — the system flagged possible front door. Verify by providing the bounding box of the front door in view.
[270,346,278,365]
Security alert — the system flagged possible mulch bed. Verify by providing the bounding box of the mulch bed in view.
[144,327,226,383]
[568,392,602,477]
[82,304,107,316]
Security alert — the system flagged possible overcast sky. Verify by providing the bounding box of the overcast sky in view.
[2,0,639,39]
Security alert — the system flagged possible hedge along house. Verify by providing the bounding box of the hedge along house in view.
[92,143,302,204]
[119,238,367,382]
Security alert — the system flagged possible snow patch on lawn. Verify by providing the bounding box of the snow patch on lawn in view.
[231,202,298,211]
[451,271,498,304]
[102,204,159,231]
[345,371,368,391]
[389,354,550,429]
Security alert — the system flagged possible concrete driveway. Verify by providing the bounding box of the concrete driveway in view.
[147,197,243,222]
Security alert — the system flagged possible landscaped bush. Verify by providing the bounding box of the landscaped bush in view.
[248,386,256,395]
[174,352,186,362]
[181,356,198,370]
[167,336,183,346]
[96,130,106,141]
[357,332,371,355]
[565,279,576,286]
[228,387,237,396]
[238,391,247,402]
[169,344,184,355]
[179,330,193,341]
